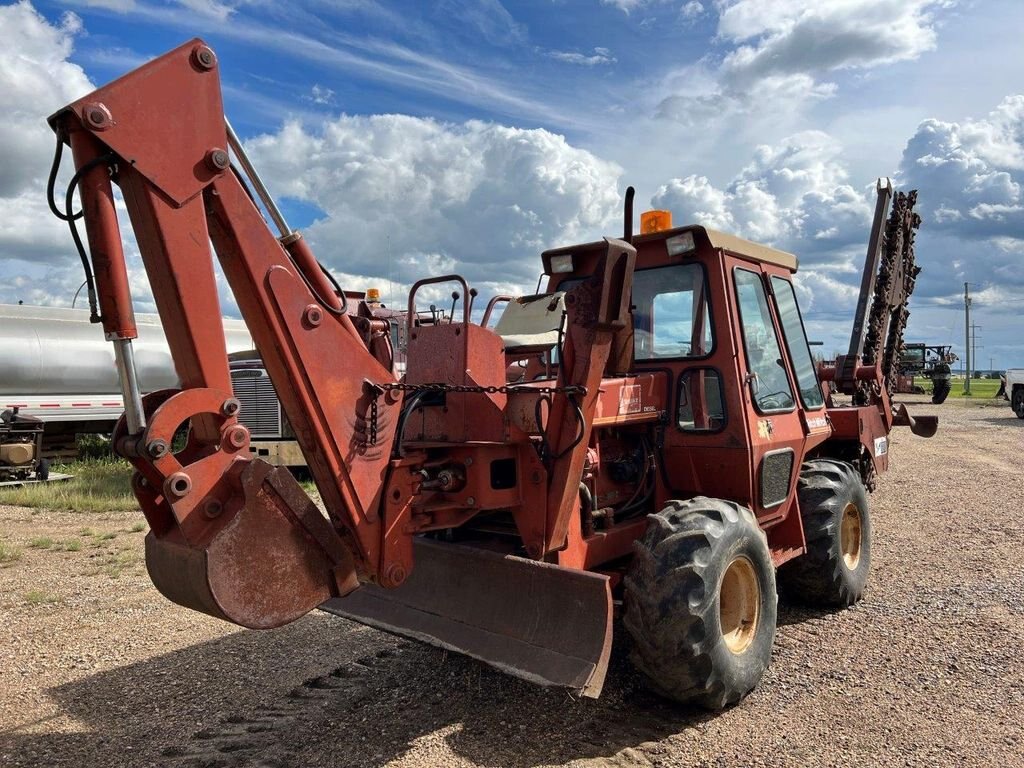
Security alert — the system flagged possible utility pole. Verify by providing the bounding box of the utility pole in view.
[964,282,972,394]
[971,324,983,381]
[990,356,995,374]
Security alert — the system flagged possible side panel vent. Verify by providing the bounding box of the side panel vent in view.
[760,448,794,509]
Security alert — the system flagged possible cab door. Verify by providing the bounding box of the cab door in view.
[729,261,805,524]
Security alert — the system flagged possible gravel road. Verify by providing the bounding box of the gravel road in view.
[1,397,1022,767]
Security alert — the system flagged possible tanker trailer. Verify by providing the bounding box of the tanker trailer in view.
[0,303,253,448]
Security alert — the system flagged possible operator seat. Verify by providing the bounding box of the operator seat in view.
[492,292,567,358]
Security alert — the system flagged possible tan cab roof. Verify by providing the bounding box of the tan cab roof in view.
[698,226,799,271]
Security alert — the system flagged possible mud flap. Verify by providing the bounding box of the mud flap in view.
[322,538,614,698]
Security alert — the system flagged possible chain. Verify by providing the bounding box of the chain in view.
[380,381,587,396]
[365,381,587,446]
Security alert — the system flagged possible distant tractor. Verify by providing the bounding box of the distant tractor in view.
[896,344,956,404]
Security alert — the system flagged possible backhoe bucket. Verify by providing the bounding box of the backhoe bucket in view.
[322,538,614,698]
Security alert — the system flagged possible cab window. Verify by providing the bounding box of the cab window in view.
[734,269,795,413]
[770,277,824,409]
[633,263,712,360]
[678,368,726,432]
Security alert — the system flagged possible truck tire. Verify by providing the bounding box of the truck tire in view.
[779,460,870,606]
[36,458,50,482]
[623,497,777,709]
[931,378,951,404]
[1013,387,1024,419]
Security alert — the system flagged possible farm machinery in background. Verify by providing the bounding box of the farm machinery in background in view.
[895,343,957,404]
[45,40,935,709]
[0,407,48,484]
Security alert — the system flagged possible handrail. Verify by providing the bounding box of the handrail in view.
[407,274,470,329]
[481,295,512,328]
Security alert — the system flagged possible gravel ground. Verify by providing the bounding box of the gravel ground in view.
[1,396,1022,767]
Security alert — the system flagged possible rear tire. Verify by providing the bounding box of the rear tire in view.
[779,460,870,607]
[624,497,777,709]
[36,457,50,482]
[931,378,951,404]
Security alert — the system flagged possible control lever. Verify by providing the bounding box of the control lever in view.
[449,291,460,324]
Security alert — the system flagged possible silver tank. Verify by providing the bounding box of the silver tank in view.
[0,303,253,396]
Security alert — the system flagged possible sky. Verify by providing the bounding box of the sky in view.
[2,0,1023,368]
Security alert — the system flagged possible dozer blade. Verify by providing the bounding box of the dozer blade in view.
[322,538,613,698]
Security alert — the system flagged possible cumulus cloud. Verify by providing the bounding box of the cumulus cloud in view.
[651,130,877,317]
[656,0,949,125]
[895,95,1024,312]
[652,130,872,255]
[717,0,945,84]
[244,115,624,304]
[0,2,95,278]
[899,96,1024,239]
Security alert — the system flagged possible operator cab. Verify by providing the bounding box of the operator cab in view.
[540,216,825,549]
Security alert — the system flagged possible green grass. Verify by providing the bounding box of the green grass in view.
[130,522,147,533]
[54,539,83,552]
[0,457,138,513]
[24,590,61,605]
[950,377,1003,399]
[0,542,23,567]
[28,537,54,549]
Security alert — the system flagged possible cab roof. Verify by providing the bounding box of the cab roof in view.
[542,224,799,273]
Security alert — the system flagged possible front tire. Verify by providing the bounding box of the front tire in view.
[1013,387,1024,419]
[624,497,777,709]
[931,378,951,404]
[779,460,870,606]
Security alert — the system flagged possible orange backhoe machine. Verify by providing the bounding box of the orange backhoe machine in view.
[48,40,935,709]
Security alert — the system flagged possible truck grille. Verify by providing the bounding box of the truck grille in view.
[231,369,281,438]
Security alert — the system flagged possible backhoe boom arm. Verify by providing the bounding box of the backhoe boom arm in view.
[50,39,408,627]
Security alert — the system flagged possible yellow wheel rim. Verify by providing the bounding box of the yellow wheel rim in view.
[719,556,760,655]
[840,502,863,570]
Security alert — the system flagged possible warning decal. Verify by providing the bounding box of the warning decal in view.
[619,384,641,415]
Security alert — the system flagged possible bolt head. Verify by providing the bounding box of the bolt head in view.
[82,103,112,131]
[221,398,241,417]
[205,148,230,171]
[466,496,476,507]
[226,425,249,449]
[166,472,192,499]
[304,304,323,327]
[203,498,224,518]
[146,439,169,459]
[192,45,217,71]
[383,563,408,588]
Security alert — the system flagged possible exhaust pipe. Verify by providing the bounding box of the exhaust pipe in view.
[623,186,635,243]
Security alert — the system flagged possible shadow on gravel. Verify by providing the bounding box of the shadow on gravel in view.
[4,616,718,768]
[775,602,837,628]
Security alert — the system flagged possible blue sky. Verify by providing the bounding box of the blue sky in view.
[2,0,1023,368]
